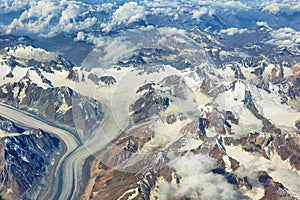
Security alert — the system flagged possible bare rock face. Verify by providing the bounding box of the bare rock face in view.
[67,69,79,82]
[225,110,239,125]
[274,134,300,170]
[0,80,103,136]
[130,76,190,124]
[208,134,300,200]
[258,171,297,200]
[130,89,170,123]
[87,74,116,85]
[0,117,63,200]
[225,130,300,170]
[1,3,300,199]
[289,67,300,99]
[166,114,177,124]
[99,76,116,85]
[81,99,300,200]
[295,119,300,133]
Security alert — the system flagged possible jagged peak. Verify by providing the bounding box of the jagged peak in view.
[0,44,74,72]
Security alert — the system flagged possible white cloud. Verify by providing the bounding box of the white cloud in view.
[96,2,113,11]
[191,7,208,21]
[77,26,196,69]
[75,31,85,41]
[59,3,81,25]
[2,0,97,37]
[151,6,173,15]
[256,21,272,32]
[102,2,146,32]
[266,27,300,47]
[0,0,33,14]
[256,21,268,27]
[79,32,139,68]
[222,1,249,9]
[260,1,300,15]
[220,27,251,36]
[84,33,106,47]
[158,152,247,200]
[144,0,179,15]
[185,0,250,11]
[101,36,136,64]
[158,27,186,36]
[5,1,60,35]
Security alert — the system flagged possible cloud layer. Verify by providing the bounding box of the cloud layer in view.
[2,0,97,37]
[260,0,300,15]
[220,27,251,36]
[101,2,146,32]
[267,27,300,47]
[1,0,299,51]
[158,153,247,200]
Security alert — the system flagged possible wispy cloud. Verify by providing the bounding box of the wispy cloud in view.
[2,0,97,37]
[158,152,248,199]
[267,27,300,47]
[260,0,300,15]
[101,2,146,32]
[220,27,251,36]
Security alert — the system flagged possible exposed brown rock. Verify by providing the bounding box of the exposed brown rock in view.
[157,166,174,183]
[224,136,247,146]
[258,171,297,200]
[80,121,175,200]
[200,78,215,95]
[270,66,284,84]
[209,145,226,172]
[295,119,300,132]
[225,132,274,160]
[274,134,300,170]
[166,115,177,124]
[209,145,226,160]
[225,110,239,125]
[290,155,300,171]
[92,168,143,200]
[289,68,300,99]
[229,157,240,171]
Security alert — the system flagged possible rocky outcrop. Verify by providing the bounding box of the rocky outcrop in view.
[87,74,116,85]
[0,80,103,136]
[130,86,170,123]
[0,117,63,200]
[274,134,300,170]
[0,45,73,72]
[258,171,297,200]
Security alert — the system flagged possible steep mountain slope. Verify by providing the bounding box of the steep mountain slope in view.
[77,26,300,200]
[0,0,299,199]
[0,116,63,200]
